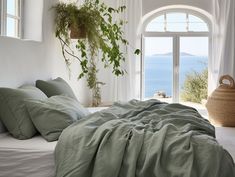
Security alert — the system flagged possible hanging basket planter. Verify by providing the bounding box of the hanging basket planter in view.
[206,75,235,127]
[69,24,86,39]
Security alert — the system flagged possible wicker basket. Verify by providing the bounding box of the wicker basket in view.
[69,24,86,39]
[206,75,235,126]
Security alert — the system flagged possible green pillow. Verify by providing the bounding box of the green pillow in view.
[25,95,90,142]
[36,77,77,100]
[0,86,47,139]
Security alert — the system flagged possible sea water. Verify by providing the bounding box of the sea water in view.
[144,55,208,98]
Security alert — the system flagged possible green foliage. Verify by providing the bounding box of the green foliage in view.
[52,0,130,89]
[181,68,208,103]
[134,49,141,55]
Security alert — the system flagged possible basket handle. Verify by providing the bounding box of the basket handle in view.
[219,75,235,88]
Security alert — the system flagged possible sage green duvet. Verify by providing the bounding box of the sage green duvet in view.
[55,99,235,177]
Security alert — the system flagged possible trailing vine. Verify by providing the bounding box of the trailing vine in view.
[53,0,140,106]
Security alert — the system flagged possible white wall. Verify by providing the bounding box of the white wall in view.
[43,0,92,105]
[0,0,91,105]
[142,0,212,16]
[0,0,214,106]
[0,0,50,88]
[23,0,43,41]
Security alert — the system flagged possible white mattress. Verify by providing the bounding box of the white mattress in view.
[0,133,57,177]
[215,127,235,161]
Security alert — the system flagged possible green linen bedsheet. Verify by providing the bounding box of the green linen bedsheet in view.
[55,99,235,177]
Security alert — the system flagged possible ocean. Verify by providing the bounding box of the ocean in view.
[144,55,208,98]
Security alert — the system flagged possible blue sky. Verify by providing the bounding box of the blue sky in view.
[145,37,208,57]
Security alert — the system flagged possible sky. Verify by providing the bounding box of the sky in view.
[145,37,209,57]
[144,13,209,57]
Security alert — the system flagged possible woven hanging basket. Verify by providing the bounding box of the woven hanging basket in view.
[69,24,86,39]
[206,75,235,127]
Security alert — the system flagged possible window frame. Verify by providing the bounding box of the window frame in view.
[143,9,212,34]
[145,12,209,33]
[141,9,212,102]
[0,0,23,38]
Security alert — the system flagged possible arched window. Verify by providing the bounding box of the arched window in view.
[146,12,209,32]
[142,10,211,104]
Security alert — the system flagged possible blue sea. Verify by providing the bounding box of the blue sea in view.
[144,55,207,98]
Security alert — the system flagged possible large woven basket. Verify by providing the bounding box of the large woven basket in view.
[206,75,235,126]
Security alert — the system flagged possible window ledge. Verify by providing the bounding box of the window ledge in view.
[0,35,42,43]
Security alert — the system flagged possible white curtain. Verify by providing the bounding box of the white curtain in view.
[102,0,142,102]
[210,0,235,93]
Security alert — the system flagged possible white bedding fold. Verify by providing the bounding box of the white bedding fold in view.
[0,133,57,177]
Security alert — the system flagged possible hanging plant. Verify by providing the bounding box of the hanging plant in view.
[53,0,140,106]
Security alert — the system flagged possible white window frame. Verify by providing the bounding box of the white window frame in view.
[141,9,212,102]
[0,0,23,38]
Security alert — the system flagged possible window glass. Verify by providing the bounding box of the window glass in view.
[7,0,18,16]
[144,37,173,102]
[7,17,18,37]
[146,15,165,32]
[188,15,208,31]
[0,0,21,38]
[145,12,208,32]
[166,13,187,32]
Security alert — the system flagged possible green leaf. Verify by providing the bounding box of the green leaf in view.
[108,7,114,13]
[78,73,84,79]
[53,1,129,95]
[134,49,141,55]
[81,51,87,58]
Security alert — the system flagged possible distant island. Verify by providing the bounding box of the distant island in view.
[152,52,195,57]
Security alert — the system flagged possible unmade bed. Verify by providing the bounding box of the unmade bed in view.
[0,101,235,177]
[0,127,235,177]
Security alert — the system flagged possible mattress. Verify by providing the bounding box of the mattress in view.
[0,133,57,177]
[216,127,235,161]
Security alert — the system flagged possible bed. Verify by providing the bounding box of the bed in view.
[0,133,56,177]
[216,127,235,160]
[0,107,104,177]
[0,79,234,177]
[0,126,235,177]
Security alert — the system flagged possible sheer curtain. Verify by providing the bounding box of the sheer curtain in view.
[104,0,142,102]
[210,0,235,93]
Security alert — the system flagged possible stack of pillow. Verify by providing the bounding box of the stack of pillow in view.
[0,77,90,142]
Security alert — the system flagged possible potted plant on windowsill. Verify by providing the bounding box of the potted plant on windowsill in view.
[53,0,140,106]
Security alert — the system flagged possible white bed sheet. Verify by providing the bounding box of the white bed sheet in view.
[0,133,57,177]
[216,127,235,161]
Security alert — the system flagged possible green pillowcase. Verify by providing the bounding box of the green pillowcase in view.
[0,86,48,139]
[36,77,77,100]
[25,95,90,142]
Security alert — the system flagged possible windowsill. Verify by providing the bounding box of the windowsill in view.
[87,107,109,114]
[0,35,42,42]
